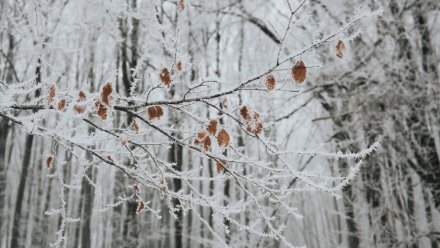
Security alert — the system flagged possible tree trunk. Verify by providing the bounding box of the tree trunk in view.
[10,134,34,248]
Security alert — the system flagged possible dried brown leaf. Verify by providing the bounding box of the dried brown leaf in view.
[46,155,53,169]
[240,106,250,121]
[336,40,345,59]
[74,105,86,114]
[48,84,56,106]
[159,67,172,88]
[176,60,183,71]
[291,60,307,84]
[78,90,87,102]
[265,74,276,91]
[136,201,145,213]
[203,136,211,152]
[254,122,263,135]
[197,130,208,141]
[217,129,230,148]
[98,104,107,120]
[147,105,164,120]
[57,99,67,111]
[207,120,218,136]
[101,83,113,106]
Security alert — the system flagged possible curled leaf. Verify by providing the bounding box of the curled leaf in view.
[217,129,230,148]
[291,60,307,84]
[101,83,113,106]
[336,40,345,59]
[46,155,54,168]
[265,74,276,91]
[136,201,145,213]
[159,67,172,88]
[207,120,218,136]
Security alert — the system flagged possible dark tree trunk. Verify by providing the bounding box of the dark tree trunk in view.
[10,135,34,248]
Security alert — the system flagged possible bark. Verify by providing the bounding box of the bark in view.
[0,28,15,242]
[10,135,34,248]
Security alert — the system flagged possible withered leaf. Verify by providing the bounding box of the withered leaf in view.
[336,40,345,59]
[207,120,218,136]
[160,68,172,88]
[57,99,67,111]
[203,136,211,152]
[217,129,230,148]
[265,74,276,91]
[101,83,113,106]
[291,60,307,84]
[147,105,164,120]
[46,155,54,169]
[136,201,145,213]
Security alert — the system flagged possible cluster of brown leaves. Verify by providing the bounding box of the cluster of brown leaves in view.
[48,84,56,107]
[95,83,113,120]
[160,67,172,88]
[46,155,54,169]
[291,60,307,84]
[240,106,263,135]
[336,40,345,59]
[147,105,164,120]
[265,74,276,91]
[195,120,231,151]
[74,90,87,114]
[195,131,211,151]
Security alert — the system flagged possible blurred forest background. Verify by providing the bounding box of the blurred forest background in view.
[0,0,439,247]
